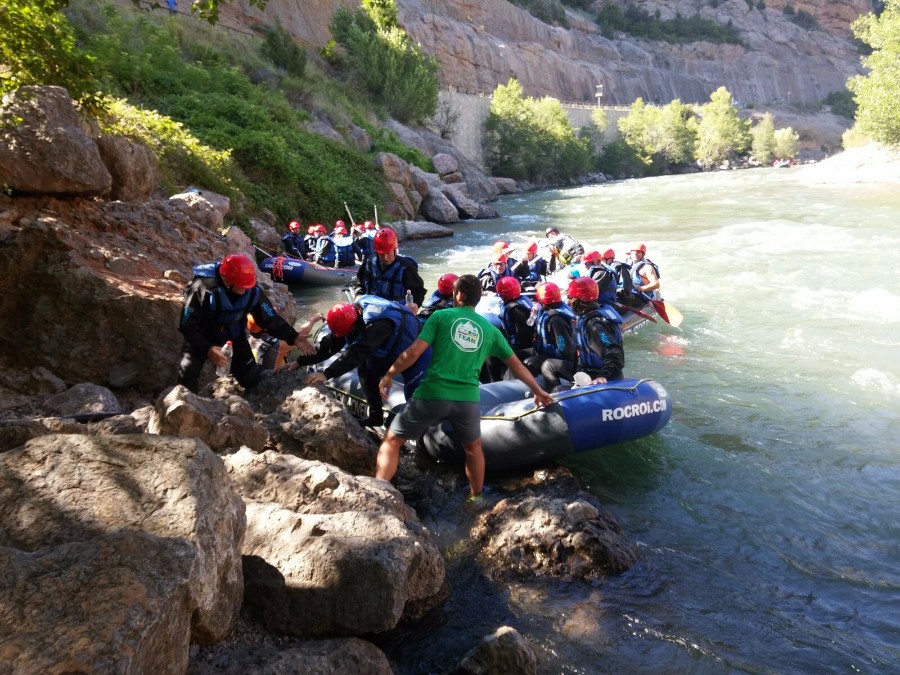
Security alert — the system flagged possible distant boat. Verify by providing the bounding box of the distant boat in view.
[254,247,359,287]
[773,159,793,168]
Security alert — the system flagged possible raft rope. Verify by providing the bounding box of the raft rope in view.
[272,256,286,281]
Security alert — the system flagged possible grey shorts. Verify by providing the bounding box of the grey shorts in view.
[389,397,482,445]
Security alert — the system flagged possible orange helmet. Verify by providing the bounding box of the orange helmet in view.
[567,276,599,302]
[219,253,256,290]
[492,240,509,254]
[535,281,561,305]
[374,227,398,254]
[630,243,647,254]
[326,303,359,338]
[288,221,301,233]
[582,250,602,265]
[603,248,615,260]
[437,273,459,295]
[363,220,375,231]
[496,276,522,301]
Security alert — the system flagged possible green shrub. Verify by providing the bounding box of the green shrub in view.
[507,0,568,27]
[822,90,857,119]
[371,130,434,172]
[750,112,777,164]
[261,24,307,78]
[594,2,743,45]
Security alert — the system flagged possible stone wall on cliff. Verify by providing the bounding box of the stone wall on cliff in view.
[214,0,869,108]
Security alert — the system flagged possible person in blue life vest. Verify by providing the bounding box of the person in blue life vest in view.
[177,253,316,392]
[481,276,536,382]
[523,281,577,391]
[310,223,336,266]
[582,249,619,306]
[286,295,431,428]
[281,221,304,258]
[331,221,356,268]
[510,240,548,288]
[544,227,584,271]
[300,225,317,260]
[373,274,554,501]
[565,276,624,386]
[353,220,376,262]
[418,273,458,326]
[627,243,661,300]
[477,252,516,293]
[350,227,425,311]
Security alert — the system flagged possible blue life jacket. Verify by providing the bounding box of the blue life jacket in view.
[418,290,452,326]
[535,304,576,358]
[281,233,302,257]
[301,235,316,259]
[498,296,534,347]
[575,306,623,370]
[354,232,375,259]
[362,255,417,303]
[517,256,547,282]
[313,236,336,265]
[332,234,356,266]
[631,258,660,299]
[353,294,420,360]
[192,263,260,339]
[589,263,619,304]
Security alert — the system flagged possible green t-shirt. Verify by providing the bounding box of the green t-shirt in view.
[413,305,514,402]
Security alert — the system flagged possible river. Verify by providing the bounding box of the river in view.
[293,166,900,673]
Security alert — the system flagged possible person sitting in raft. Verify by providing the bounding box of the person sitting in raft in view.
[281,221,304,258]
[509,240,548,289]
[331,221,356,268]
[582,250,619,306]
[300,225,318,260]
[373,274,553,503]
[523,281,577,391]
[418,273,458,326]
[310,224,336,267]
[285,294,431,428]
[350,227,425,311]
[627,243,661,300]
[177,253,316,392]
[353,220,377,263]
[482,276,536,382]
[477,252,516,293]
[544,227,584,272]
[566,276,624,386]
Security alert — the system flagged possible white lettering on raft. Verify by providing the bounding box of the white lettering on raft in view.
[601,400,666,422]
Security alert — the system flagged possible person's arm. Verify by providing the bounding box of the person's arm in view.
[378,338,430,399]
[550,315,577,362]
[588,318,624,381]
[178,279,215,356]
[637,265,660,293]
[504,354,554,407]
[251,291,300,345]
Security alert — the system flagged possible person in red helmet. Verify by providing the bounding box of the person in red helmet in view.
[627,243,661,299]
[353,220,377,261]
[417,272,458,325]
[582,249,619,306]
[281,221,304,258]
[177,253,315,392]
[566,276,624,385]
[482,276,537,382]
[331,222,356,268]
[477,251,516,292]
[510,240,548,288]
[300,225,317,260]
[350,227,425,310]
[374,274,553,501]
[288,294,431,428]
[523,281,577,390]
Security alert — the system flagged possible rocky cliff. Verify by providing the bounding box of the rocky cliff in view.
[218,0,871,106]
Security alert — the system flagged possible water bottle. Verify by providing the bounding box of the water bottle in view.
[216,341,233,377]
[573,371,592,388]
[405,289,415,310]
[526,302,540,326]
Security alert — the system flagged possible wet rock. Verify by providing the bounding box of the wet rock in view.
[455,626,537,675]
[441,184,481,219]
[490,177,520,194]
[0,434,246,644]
[389,219,455,242]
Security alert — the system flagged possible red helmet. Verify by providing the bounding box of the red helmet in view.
[492,241,509,254]
[492,253,509,265]
[535,281,561,305]
[335,220,345,229]
[603,248,615,260]
[583,250,602,265]
[437,273,459,296]
[630,243,647,254]
[374,227,398,254]
[363,220,375,231]
[219,253,256,290]
[567,276,599,302]
[288,221,301,233]
[334,224,348,235]
[526,241,539,255]
[496,276,521,301]
[313,224,326,236]
[326,303,359,338]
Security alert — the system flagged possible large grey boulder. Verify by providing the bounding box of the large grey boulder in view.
[226,450,446,637]
[420,186,460,224]
[43,382,122,417]
[96,135,157,201]
[455,626,538,675]
[0,434,247,645]
[0,86,111,196]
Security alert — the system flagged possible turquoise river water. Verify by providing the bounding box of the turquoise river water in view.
[295,166,900,673]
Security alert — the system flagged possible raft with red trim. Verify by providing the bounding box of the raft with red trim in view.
[255,248,359,287]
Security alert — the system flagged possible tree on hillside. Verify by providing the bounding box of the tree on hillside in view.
[484,79,537,179]
[0,0,103,114]
[847,0,900,146]
[695,86,750,167]
[751,112,777,164]
[617,98,696,172]
[329,0,439,123]
[774,127,799,159]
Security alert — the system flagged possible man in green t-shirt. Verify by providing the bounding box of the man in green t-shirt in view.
[376,274,554,501]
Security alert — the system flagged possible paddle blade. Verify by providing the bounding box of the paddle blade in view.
[651,300,683,328]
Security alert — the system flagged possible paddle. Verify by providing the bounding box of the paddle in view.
[344,202,358,229]
[613,302,657,323]
[648,299,684,328]
[374,204,379,228]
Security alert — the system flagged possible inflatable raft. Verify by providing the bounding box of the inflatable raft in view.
[325,371,672,472]
[256,249,359,287]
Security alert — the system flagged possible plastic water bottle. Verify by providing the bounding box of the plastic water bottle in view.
[405,289,415,310]
[526,302,540,326]
[573,371,592,388]
[216,341,233,377]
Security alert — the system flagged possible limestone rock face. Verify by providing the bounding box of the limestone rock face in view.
[0,86,111,196]
[0,434,247,646]
[225,450,447,637]
[96,135,157,201]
